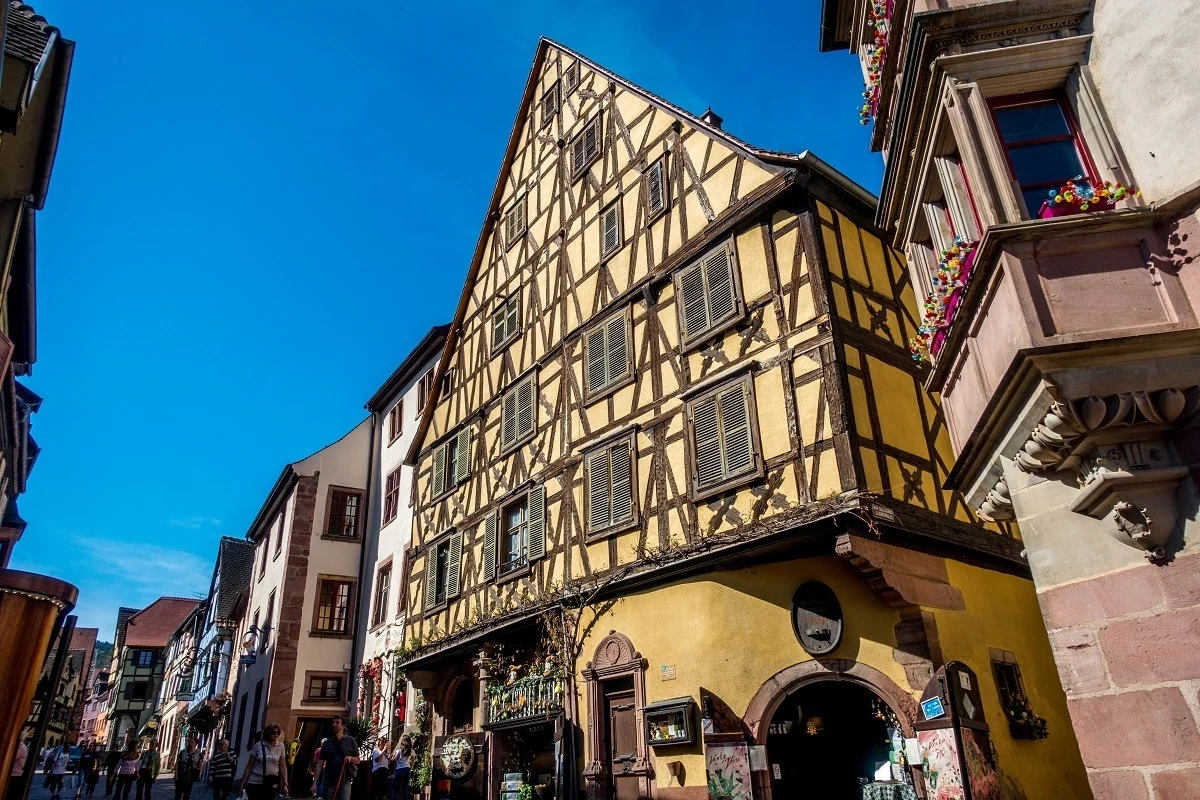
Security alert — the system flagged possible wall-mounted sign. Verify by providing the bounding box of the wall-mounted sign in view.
[660,664,676,681]
[238,654,256,666]
[920,696,945,721]
[439,735,477,781]
[791,581,844,656]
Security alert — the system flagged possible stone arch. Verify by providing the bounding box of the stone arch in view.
[586,629,640,671]
[743,657,919,745]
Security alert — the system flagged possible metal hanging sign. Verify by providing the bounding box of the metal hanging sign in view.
[790,581,844,656]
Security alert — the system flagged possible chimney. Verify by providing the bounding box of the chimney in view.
[700,107,723,129]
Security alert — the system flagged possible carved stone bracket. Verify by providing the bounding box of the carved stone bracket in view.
[978,475,1014,522]
[1011,387,1200,561]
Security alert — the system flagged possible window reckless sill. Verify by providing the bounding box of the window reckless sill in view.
[678,311,747,356]
[585,518,640,543]
[422,601,449,620]
[301,698,347,707]
[495,562,531,586]
[584,373,636,407]
[500,432,536,458]
[320,533,360,543]
[309,629,353,639]
[690,466,765,504]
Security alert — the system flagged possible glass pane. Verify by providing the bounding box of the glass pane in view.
[1007,140,1085,189]
[1022,188,1052,216]
[994,100,1069,143]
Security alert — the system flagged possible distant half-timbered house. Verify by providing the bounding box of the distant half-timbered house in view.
[398,39,1087,800]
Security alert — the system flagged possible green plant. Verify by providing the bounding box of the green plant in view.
[341,717,376,757]
[517,784,534,800]
[409,694,433,789]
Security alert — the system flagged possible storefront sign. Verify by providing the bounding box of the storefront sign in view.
[790,581,844,656]
[921,696,945,721]
[439,735,476,780]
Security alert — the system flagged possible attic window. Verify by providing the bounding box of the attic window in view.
[563,63,580,93]
[542,82,561,126]
[572,115,602,178]
[505,195,527,245]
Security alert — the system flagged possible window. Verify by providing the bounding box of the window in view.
[128,682,149,701]
[306,673,344,703]
[492,294,521,351]
[585,436,636,535]
[687,375,761,496]
[424,533,461,611]
[563,62,579,93]
[383,467,402,525]
[388,401,403,443]
[990,95,1094,216]
[325,488,362,539]
[505,196,527,245]
[584,307,632,396]
[674,240,743,348]
[541,82,560,126]
[262,591,275,651]
[258,536,268,578]
[135,651,153,668]
[272,508,285,558]
[482,485,545,582]
[501,374,536,449]
[432,427,473,497]
[441,367,455,397]
[644,157,669,219]
[601,198,622,258]
[409,475,417,507]
[372,563,391,628]
[571,115,602,178]
[417,369,434,412]
[314,578,353,633]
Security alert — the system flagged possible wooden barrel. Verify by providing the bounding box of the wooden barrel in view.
[0,569,78,799]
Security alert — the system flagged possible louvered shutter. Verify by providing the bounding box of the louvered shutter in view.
[609,439,634,526]
[646,160,666,216]
[492,310,506,350]
[692,394,723,490]
[585,325,607,393]
[431,443,446,497]
[606,314,628,385]
[482,511,498,581]
[572,134,587,174]
[517,377,535,441]
[678,262,709,341]
[719,381,755,479]
[423,552,437,611]
[585,120,599,161]
[455,427,472,485]
[446,532,462,598]
[527,485,546,561]
[506,295,520,339]
[586,449,610,532]
[602,204,620,256]
[705,243,737,327]
[502,389,518,446]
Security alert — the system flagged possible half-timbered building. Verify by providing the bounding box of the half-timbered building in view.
[398,39,1088,800]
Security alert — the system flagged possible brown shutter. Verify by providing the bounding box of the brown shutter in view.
[446,532,462,598]
[609,439,634,526]
[585,118,599,160]
[704,242,737,327]
[606,312,629,385]
[455,426,472,485]
[678,261,709,341]
[482,511,498,581]
[572,134,587,174]
[517,376,535,441]
[502,388,518,446]
[719,380,755,479]
[527,485,546,561]
[692,394,723,490]
[423,553,437,611]
[585,324,607,394]
[646,159,667,216]
[432,443,446,497]
[585,448,610,532]
[601,203,620,256]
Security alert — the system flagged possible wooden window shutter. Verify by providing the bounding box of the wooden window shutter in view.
[564,63,579,92]
[492,309,506,350]
[482,511,498,581]
[502,388,518,446]
[606,313,629,385]
[585,324,607,394]
[517,376,535,440]
[585,118,599,160]
[704,242,737,328]
[646,159,667,217]
[718,381,755,479]
[455,427,472,485]
[572,134,587,174]
[446,532,462,598]
[432,443,446,497]
[423,553,437,611]
[601,202,621,257]
[507,295,521,339]
[527,485,546,561]
[609,439,634,526]
[678,261,709,341]
[691,393,724,491]
[585,449,610,532]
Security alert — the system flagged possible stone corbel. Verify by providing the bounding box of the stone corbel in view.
[1013,387,1200,561]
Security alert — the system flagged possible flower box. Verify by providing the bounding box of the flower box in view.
[1036,199,1115,219]
[929,245,979,358]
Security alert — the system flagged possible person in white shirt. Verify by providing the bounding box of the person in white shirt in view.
[368,738,390,800]
[49,747,70,799]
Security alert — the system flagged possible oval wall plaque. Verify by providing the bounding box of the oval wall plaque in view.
[439,735,477,781]
[791,581,844,655]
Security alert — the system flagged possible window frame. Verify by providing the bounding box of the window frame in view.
[421,529,461,617]
[311,575,356,637]
[388,400,404,444]
[272,507,286,560]
[491,292,522,354]
[563,62,580,93]
[643,156,670,221]
[584,432,639,540]
[371,560,392,630]
[135,650,154,668]
[500,372,538,453]
[257,536,268,579]
[600,196,623,259]
[383,466,402,525]
[505,194,527,246]
[416,369,434,413]
[322,486,364,540]
[303,671,347,705]
[498,495,530,580]
[582,305,634,402]
[262,590,275,651]
[685,371,765,502]
[673,238,746,352]
[541,82,560,127]
[571,114,603,180]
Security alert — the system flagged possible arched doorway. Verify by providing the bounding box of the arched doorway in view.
[766,680,901,798]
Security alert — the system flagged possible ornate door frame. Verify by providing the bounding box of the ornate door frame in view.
[581,631,652,799]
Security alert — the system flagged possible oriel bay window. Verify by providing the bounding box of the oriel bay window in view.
[314,577,355,635]
[325,488,363,539]
[675,239,744,349]
[584,307,632,397]
[424,532,461,612]
[990,94,1095,217]
[585,435,636,536]
[431,426,473,498]
[482,485,545,581]
[687,374,762,498]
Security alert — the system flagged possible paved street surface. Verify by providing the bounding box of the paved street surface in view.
[27,774,214,800]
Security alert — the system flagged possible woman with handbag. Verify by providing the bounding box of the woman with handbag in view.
[238,725,289,800]
[174,738,204,800]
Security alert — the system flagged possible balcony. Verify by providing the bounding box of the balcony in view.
[483,673,564,730]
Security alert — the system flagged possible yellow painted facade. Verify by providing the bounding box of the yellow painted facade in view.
[399,38,1086,800]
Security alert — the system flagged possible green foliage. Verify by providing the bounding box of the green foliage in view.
[517,784,534,800]
[341,717,375,757]
[409,695,433,789]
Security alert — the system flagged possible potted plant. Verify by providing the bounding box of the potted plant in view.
[1036,178,1138,219]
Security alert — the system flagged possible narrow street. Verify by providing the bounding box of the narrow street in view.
[27,775,213,800]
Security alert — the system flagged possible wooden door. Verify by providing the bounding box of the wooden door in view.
[603,685,639,800]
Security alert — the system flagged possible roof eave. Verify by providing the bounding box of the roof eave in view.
[364,324,451,412]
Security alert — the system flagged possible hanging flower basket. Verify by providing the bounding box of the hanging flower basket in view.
[908,237,978,364]
[1036,178,1139,219]
[859,0,890,124]
[1002,692,1049,741]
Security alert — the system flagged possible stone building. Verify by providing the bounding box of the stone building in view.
[396,38,1088,800]
[817,1,1200,797]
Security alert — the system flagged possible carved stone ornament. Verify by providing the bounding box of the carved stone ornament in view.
[1011,387,1200,561]
[978,475,1014,522]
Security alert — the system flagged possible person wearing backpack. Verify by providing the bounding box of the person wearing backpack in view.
[174,737,204,800]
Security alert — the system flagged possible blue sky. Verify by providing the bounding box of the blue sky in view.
[10,0,881,636]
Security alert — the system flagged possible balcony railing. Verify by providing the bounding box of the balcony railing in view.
[484,674,564,729]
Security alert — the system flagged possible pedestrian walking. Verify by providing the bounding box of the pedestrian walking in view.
[134,741,160,800]
[206,739,237,800]
[78,748,98,799]
[369,737,390,800]
[312,716,359,800]
[307,740,326,799]
[238,724,288,800]
[174,738,204,800]
[390,737,411,800]
[104,748,121,797]
[113,750,140,800]
[48,745,70,799]
[8,739,29,800]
